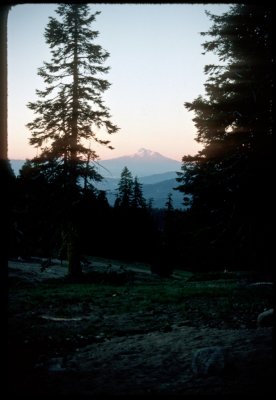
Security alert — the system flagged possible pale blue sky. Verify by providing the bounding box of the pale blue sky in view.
[8,3,231,162]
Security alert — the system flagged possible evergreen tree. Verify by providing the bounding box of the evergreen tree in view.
[131,176,146,209]
[115,166,134,209]
[147,198,154,212]
[26,4,119,278]
[13,161,64,259]
[165,192,174,213]
[176,5,272,271]
[112,167,156,262]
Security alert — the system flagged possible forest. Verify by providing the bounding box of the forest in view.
[5,4,273,397]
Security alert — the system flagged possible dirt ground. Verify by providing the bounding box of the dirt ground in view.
[8,260,274,397]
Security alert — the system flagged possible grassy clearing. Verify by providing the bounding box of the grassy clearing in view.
[9,267,273,318]
[8,262,273,370]
[8,260,274,397]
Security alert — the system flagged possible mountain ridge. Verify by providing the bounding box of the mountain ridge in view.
[95,177,185,210]
[96,148,181,178]
[9,149,185,209]
[10,148,181,178]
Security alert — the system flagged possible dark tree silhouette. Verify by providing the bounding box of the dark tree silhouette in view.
[176,5,272,271]
[111,167,158,262]
[0,6,9,164]
[26,4,119,278]
[131,176,146,209]
[114,166,134,209]
[1,6,15,276]
[165,192,174,213]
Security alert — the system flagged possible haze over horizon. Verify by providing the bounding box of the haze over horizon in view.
[10,147,182,178]
[8,3,230,162]
[10,146,184,208]
[10,147,181,162]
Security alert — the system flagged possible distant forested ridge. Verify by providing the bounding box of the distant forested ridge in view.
[10,152,185,209]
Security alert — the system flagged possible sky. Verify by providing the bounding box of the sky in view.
[7,3,231,162]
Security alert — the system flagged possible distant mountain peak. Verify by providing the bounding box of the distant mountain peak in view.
[10,149,181,178]
[135,148,161,158]
[127,148,178,162]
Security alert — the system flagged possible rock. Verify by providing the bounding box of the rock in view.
[192,346,229,376]
[257,309,274,327]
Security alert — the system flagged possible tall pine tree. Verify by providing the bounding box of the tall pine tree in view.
[177,5,272,271]
[131,176,146,209]
[114,167,134,209]
[26,4,119,278]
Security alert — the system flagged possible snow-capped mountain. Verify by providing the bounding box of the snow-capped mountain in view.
[10,149,182,178]
[130,148,163,158]
[96,148,181,178]
[10,149,181,178]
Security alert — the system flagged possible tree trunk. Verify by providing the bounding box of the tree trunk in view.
[66,10,81,279]
[70,12,79,184]
[1,6,12,277]
[0,6,14,179]
[0,6,9,163]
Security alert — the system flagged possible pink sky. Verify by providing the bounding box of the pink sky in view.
[8,4,229,161]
